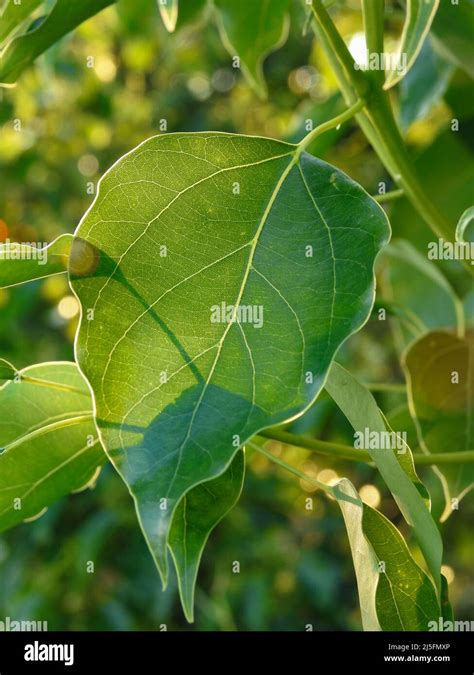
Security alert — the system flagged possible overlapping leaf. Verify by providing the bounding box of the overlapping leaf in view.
[325,362,442,593]
[335,478,440,631]
[0,362,104,532]
[404,331,474,521]
[0,356,243,620]
[0,233,73,288]
[69,131,390,585]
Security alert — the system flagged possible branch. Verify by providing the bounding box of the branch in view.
[257,428,474,466]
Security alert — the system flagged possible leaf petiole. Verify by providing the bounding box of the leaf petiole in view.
[256,428,474,466]
[296,98,366,157]
[248,441,335,495]
[373,189,405,203]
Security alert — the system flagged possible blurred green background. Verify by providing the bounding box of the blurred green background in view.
[0,0,473,630]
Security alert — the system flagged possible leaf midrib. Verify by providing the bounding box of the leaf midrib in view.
[165,149,300,497]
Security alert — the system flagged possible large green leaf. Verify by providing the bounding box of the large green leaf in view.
[0,0,116,85]
[432,0,474,79]
[69,131,390,584]
[335,478,440,631]
[0,362,105,533]
[0,0,43,46]
[325,362,442,593]
[385,0,440,89]
[214,0,290,98]
[404,331,474,521]
[398,37,454,131]
[0,233,73,288]
[169,448,245,622]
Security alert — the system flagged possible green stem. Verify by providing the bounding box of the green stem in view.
[400,452,474,466]
[258,428,370,462]
[373,189,405,203]
[249,441,335,495]
[363,382,406,394]
[361,0,385,85]
[257,428,474,466]
[296,98,365,156]
[307,0,453,243]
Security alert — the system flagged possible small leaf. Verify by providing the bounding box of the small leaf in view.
[389,129,474,245]
[325,362,442,594]
[0,233,73,288]
[333,478,381,631]
[404,330,474,521]
[440,574,454,623]
[0,358,17,383]
[157,0,178,32]
[379,239,464,342]
[169,449,245,622]
[214,0,290,98]
[0,362,105,533]
[70,131,390,585]
[0,0,116,85]
[432,0,474,79]
[455,205,474,244]
[0,0,43,46]
[362,502,440,630]
[385,0,440,89]
[335,478,440,631]
[399,37,454,131]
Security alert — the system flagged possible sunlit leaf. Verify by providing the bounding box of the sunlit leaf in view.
[0,362,105,533]
[70,131,390,585]
[404,330,474,521]
[385,0,440,89]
